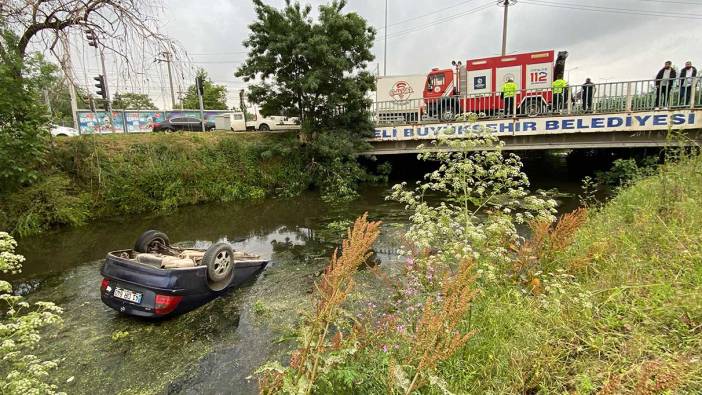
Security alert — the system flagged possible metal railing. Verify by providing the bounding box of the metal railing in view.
[370,77,702,125]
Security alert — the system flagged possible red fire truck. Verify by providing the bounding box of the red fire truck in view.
[423,50,569,120]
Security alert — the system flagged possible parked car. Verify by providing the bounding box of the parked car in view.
[100,230,268,318]
[152,117,215,132]
[50,124,80,137]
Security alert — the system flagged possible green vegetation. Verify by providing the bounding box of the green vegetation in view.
[257,134,702,394]
[0,27,51,192]
[0,132,310,236]
[112,92,156,110]
[236,0,377,202]
[0,232,63,394]
[181,69,228,110]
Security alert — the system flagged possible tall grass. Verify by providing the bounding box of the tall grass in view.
[437,151,702,393]
[0,132,309,236]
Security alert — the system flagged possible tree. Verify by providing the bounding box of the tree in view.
[0,0,181,77]
[0,27,51,192]
[181,69,228,110]
[235,0,378,202]
[235,0,376,134]
[113,92,156,110]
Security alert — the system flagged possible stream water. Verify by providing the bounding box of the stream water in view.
[12,155,585,394]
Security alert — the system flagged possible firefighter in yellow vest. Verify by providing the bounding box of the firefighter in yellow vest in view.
[552,77,568,113]
[502,78,518,116]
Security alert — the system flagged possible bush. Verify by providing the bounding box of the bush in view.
[1,174,90,237]
[0,232,63,394]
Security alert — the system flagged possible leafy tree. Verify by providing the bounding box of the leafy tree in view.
[236,0,377,202]
[236,0,376,134]
[181,69,228,110]
[113,92,156,110]
[0,27,50,192]
[0,232,63,393]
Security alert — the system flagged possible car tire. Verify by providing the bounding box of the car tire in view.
[134,230,170,253]
[203,242,235,291]
[258,123,270,131]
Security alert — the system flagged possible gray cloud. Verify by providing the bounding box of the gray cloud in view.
[152,0,702,107]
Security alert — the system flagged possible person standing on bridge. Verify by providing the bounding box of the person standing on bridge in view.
[552,77,568,113]
[678,61,697,107]
[581,78,595,113]
[501,77,518,117]
[655,60,676,109]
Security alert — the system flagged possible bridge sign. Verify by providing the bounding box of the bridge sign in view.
[372,111,701,141]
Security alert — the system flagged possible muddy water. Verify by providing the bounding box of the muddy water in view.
[13,157,583,395]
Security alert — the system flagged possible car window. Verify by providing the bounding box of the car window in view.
[185,117,201,123]
[170,117,185,123]
[233,114,244,120]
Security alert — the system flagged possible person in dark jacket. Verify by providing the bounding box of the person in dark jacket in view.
[678,61,697,106]
[581,78,595,112]
[655,61,676,109]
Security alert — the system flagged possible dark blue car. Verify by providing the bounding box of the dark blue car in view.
[100,230,267,318]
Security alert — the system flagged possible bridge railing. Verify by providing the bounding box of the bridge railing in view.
[370,77,701,125]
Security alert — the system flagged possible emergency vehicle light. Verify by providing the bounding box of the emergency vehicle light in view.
[471,61,487,65]
[531,53,550,59]
[501,57,517,62]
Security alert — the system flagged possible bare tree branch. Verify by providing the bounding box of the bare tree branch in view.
[2,0,185,79]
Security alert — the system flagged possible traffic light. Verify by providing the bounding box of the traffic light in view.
[196,75,205,96]
[85,30,98,47]
[94,75,107,100]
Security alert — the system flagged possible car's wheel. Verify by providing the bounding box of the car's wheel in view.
[134,230,170,253]
[522,99,545,117]
[203,242,235,291]
[258,123,270,131]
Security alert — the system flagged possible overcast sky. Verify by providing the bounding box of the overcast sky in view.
[71,0,702,109]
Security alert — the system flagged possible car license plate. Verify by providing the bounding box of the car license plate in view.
[114,287,143,304]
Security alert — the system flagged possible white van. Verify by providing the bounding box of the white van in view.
[214,112,300,132]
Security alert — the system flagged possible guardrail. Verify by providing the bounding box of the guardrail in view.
[371,77,702,125]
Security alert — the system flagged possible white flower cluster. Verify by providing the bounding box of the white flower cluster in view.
[388,129,558,282]
[0,232,25,276]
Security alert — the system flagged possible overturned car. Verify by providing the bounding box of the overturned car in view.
[100,230,268,318]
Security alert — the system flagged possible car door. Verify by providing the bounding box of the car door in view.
[231,113,246,131]
[186,117,202,131]
[169,117,185,131]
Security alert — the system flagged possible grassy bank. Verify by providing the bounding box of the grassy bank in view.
[261,144,702,394]
[0,132,309,236]
[413,154,701,392]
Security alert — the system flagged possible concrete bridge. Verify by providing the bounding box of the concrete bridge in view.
[366,78,702,155]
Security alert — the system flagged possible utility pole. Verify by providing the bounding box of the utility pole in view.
[196,75,206,132]
[98,49,115,133]
[499,0,517,56]
[59,33,79,130]
[158,51,177,109]
[384,0,388,76]
[43,89,52,114]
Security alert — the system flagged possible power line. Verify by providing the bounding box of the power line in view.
[521,0,702,19]
[638,0,702,5]
[377,0,480,31]
[383,2,494,40]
